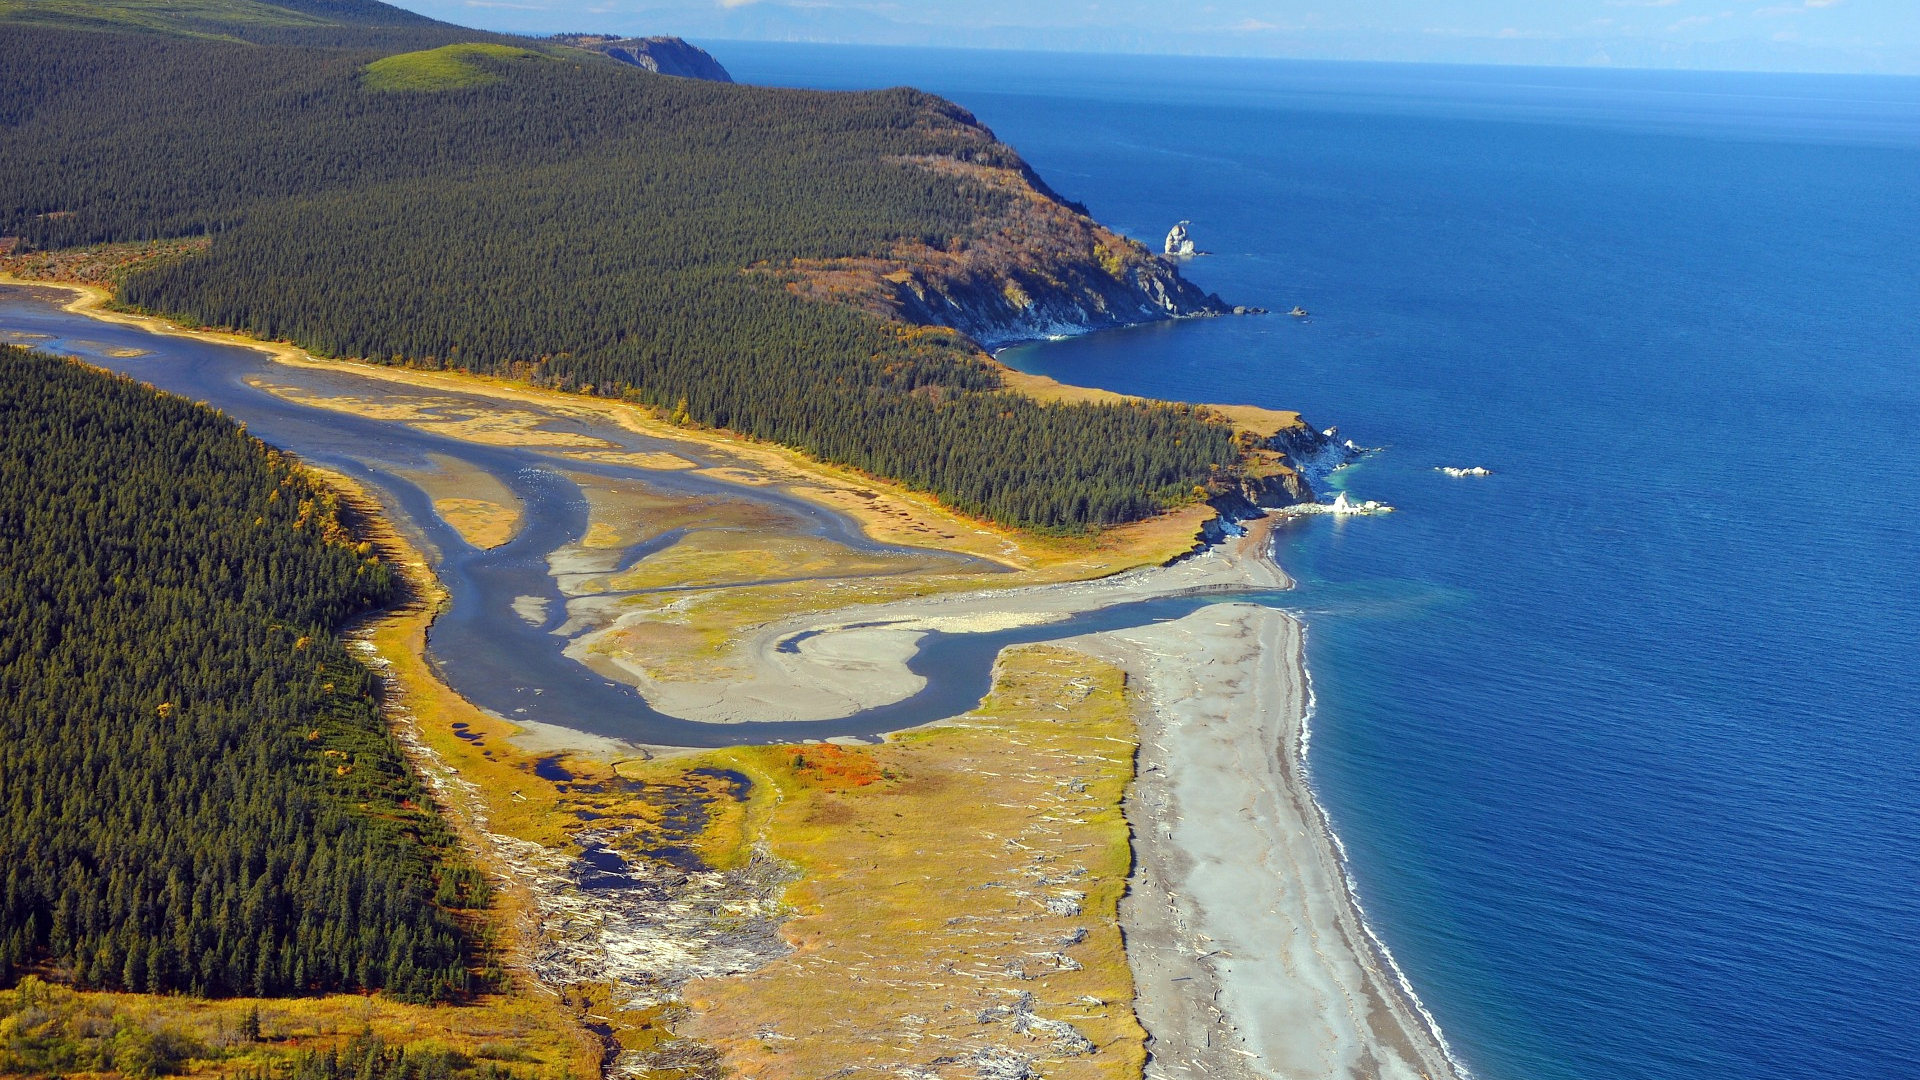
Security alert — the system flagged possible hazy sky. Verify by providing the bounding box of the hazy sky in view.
[393,0,1920,73]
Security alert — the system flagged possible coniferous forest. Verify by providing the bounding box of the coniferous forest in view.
[0,346,485,1001]
[0,6,1250,530]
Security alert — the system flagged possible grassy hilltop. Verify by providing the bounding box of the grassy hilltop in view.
[0,0,1274,532]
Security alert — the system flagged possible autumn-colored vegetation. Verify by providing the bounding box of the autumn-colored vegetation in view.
[0,975,584,1079]
[617,647,1146,1080]
[781,743,892,790]
[1,237,209,288]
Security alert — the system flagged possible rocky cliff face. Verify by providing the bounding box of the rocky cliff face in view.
[1264,423,1346,476]
[554,34,733,82]
[876,234,1229,351]
[1204,421,1365,518]
[766,123,1230,351]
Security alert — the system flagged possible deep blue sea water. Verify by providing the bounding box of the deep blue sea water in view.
[718,45,1920,1080]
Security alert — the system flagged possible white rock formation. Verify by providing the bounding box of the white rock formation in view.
[1165,221,1198,256]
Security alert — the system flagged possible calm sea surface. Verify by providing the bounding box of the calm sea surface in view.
[720,44,1920,1080]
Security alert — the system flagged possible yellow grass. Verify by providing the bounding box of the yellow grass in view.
[603,530,917,593]
[393,453,523,550]
[996,364,1303,439]
[0,978,592,1079]
[647,647,1145,1080]
[245,378,622,449]
[564,475,778,552]
[560,448,697,471]
[420,415,616,449]
[435,498,519,550]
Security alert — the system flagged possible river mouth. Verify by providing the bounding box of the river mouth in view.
[2,285,1283,746]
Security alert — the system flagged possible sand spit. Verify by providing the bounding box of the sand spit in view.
[536,517,1462,1079]
[1079,606,1462,1080]
[576,522,1290,725]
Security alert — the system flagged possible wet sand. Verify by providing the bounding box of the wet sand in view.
[580,520,1289,726]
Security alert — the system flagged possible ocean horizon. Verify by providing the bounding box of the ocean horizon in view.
[720,44,1920,1080]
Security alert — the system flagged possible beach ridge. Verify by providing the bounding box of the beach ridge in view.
[1078,542,1464,1080]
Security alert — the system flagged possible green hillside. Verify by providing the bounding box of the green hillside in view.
[0,0,480,45]
[0,16,1247,531]
[0,346,488,1000]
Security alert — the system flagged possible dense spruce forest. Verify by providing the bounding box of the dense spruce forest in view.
[0,346,486,1000]
[0,6,1248,530]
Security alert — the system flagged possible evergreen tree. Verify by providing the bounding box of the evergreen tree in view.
[0,347,486,1000]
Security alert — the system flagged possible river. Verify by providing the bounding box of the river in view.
[0,283,1278,747]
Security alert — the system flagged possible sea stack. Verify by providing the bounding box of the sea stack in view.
[1165,221,1198,257]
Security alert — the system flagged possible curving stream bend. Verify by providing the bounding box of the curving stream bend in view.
[1,284,1283,746]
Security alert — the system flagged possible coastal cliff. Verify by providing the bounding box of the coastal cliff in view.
[3,14,1283,532]
[553,34,733,81]
[765,109,1229,351]
[1205,421,1362,519]
[868,234,1224,350]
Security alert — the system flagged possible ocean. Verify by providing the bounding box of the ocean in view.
[717,44,1920,1080]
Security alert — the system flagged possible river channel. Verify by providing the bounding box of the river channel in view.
[2,285,1279,746]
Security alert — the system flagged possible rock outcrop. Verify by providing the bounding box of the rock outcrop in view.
[766,120,1231,351]
[1204,422,1367,519]
[1165,221,1198,257]
[554,34,733,82]
[868,234,1229,351]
